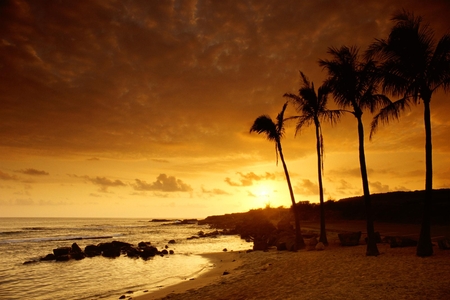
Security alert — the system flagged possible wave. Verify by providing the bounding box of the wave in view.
[0,233,124,245]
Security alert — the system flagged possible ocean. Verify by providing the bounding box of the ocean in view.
[0,218,251,300]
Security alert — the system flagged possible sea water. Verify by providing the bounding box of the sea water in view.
[0,218,251,300]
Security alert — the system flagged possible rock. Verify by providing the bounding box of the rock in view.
[40,254,56,261]
[438,238,450,250]
[276,235,297,251]
[222,271,230,275]
[138,241,151,248]
[55,254,70,261]
[71,242,82,253]
[338,231,361,246]
[315,242,325,251]
[168,239,176,244]
[71,252,86,260]
[169,250,174,254]
[140,246,159,259]
[85,244,101,257]
[253,238,269,251]
[161,249,169,255]
[125,247,141,258]
[53,247,71,257]
[223,248,227,252]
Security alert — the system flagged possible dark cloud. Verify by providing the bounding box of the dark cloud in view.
[17,168,49,176]
[87,176,126,192]
[133,174,192,192]
[0,170,19,181]
[224,172,277,186]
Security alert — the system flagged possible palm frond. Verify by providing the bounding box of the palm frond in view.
[370,97,410,139]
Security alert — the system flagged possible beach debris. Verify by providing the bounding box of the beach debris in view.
[338,231,362,246]
[438,238,450,250]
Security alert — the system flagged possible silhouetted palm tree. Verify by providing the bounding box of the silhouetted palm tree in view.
[284,72,342,246]
[367,10,450,257]
[250,102,305,249]
[319,46,390,256]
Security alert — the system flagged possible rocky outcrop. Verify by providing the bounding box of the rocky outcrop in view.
[384,236,418,248]
[30,240,174,264]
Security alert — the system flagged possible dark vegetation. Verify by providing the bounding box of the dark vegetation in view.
[200,189,450,230]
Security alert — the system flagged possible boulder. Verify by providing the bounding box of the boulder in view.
[253,238,269,251]
[161,249,169,255]
[169,250,174,254]
[53,247,71,257]
[138,241,151,248]
[168,239,176,244]
[338,231,361,246]
[71,243,82,253]
[438,238,450,250]
[71,252,86,260]
[55,254,70,261]
[140,246,159,259]
[84,244,101,257]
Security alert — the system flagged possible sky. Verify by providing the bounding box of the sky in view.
[1,0,449,218]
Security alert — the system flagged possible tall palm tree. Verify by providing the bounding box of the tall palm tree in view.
[250,102,305,249]
[319,46,391,256]
[367,10,450,257]
[284,72,342,246]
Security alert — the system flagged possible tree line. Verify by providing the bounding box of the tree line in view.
[250,10,450,257]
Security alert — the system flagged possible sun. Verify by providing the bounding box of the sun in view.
[252,184,273,207]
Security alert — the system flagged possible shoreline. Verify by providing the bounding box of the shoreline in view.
[132,251,246,300]
[131,239,450,300]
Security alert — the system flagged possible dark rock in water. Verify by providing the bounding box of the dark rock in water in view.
[168,239,176,244]
[222,271,230,275]
[169,250,174,254]
[85,244,101,257]
[119,295,126,299]
[53,247,71,257]
[161,249,169,255]
[71,242,82,253]
[55,254,70,261]
[40,254,56,261]
[338,232,361,246]
[223,248,227,252]
[125,247,141,258]
[71,252,86,260]
[138,241,151,248]
[438,238,450,250]
[23,259,38,265]
[102,247,121,258]
[385,236,418,248]
[140,246,159,259]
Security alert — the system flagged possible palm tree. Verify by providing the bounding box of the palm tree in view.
[284,72,342,246]
[367,10,450,257]
[319,46,391,256]
[250,102,305,249]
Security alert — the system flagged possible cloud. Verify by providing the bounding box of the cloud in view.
[87,176,126,193]
[0,171,19,181]
[369,181,390,193]
[17,168,49,176]
[224,172,277,187]
[133,174,193,192]
[201,186,231,196]
[294,179,319,196]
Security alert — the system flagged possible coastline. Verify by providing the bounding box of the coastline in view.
[133,251,246,300]
[132,237,450,300]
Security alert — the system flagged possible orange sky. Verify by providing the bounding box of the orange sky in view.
[1,0,449,218]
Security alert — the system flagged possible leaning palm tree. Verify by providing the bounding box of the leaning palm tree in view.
[319,46,391,256]
[367,10,450,257]
[250,102,305,249]
[284,72,342,246]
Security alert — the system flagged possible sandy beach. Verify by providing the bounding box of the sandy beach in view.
[132,228,450,300]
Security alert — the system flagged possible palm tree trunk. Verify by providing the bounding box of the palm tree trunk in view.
[277,141,305,249]
[315,121,328,245]
[356,116,379,256]
[417,98,433,257]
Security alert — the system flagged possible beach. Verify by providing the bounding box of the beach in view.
[134,230,450,300]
